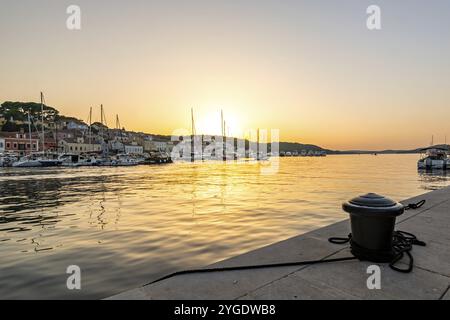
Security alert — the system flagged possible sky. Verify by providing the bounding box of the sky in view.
[1,0,449,150]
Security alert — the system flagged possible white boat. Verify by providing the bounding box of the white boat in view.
[12,93,61,168]
[111,154,139,166]
[418,148,448,170]
[37,153,62,167]
[12,155,43,167]
[0,153,18,167]
[59,154,99,167]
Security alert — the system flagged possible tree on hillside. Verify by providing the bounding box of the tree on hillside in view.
[0,101,59,123]
[1,121,22,132]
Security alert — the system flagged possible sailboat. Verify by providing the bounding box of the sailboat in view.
[13,93,61,167]
[12,111,43,167]
[417,136,449,170]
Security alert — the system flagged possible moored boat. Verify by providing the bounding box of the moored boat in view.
[12,154,43,167]
[418,148,448,170]
[59,153,99,167]
[111,154,139,166]
[0,153,19,167]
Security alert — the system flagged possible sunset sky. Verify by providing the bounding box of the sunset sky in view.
[1,0,450,150]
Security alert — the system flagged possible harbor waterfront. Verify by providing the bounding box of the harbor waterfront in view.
[1,154,450,299]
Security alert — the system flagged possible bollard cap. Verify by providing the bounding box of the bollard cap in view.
[342,193,405,217]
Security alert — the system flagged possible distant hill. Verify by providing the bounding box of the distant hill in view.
[331,144,450,155]
[277,142,330,153]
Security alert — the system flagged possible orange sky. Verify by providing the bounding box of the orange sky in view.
[1,1,450,151]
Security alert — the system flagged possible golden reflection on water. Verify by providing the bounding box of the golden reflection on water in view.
[0,154,449,299]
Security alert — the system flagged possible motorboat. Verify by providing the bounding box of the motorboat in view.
[0,153,18,167]
[12,154,43,167]
[418,148,448,170]
[59,153,99,167]
[38,153,62,167]
[111,154,139,166]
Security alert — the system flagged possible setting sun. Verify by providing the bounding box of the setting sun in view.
[193,108,244,138]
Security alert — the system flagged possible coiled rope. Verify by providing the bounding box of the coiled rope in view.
[329,199,427,273]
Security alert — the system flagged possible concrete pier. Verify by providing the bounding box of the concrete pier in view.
[110,186,450,300]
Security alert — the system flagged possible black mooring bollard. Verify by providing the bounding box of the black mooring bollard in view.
[342,193,405,262]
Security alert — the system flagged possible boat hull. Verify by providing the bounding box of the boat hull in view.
[12,160,43,168]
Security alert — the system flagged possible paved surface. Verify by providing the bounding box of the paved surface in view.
[110,186,450,300]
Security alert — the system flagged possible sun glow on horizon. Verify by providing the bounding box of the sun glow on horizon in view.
[194,109,244,138]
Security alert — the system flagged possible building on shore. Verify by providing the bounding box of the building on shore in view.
[144,140,170,152]
[56,116,89,131]
[124,143,143,155]
[59,137,101,154]
[109,139,125,153]
[0,132,39,156]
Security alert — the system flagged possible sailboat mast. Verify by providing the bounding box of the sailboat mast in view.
[191,108,196,136]
[221,110,224,137]
[41,92,45,153]
[257,128,260,159]
[100,104,104,138]
[89,107,92,151]
[28,111,33,155]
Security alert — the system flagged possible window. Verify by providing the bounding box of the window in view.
[70,146,73,151]
[32,144,36,150]
[27,144,31,149]
[0,142,3,148]
[6,143,10,148]
[13,143,17,148]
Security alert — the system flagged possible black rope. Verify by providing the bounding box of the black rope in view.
[143,199,427,286]
[144,256,357,286]
[328,230,426,273]
[405,199,426,210]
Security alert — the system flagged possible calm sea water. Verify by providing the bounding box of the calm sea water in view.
[1,154,449,299]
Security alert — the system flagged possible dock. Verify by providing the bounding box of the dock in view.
[110,186,450,300]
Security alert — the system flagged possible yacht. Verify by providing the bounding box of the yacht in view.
[418,148,448,170]
[12,154,43,167]
[38,153,62,167]
[59,154,99,167]
[0,153,18,167]
[111,154,139,166]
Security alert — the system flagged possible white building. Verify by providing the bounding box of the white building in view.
[59,137,102,154]
[110,140,125,153]
[124,144,143,154]
[0,138,5,153]
[67,120,88,131]
[152,141,168,151]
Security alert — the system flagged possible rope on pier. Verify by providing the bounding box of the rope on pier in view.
[329,230,426,273]
[144,200,426,286]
